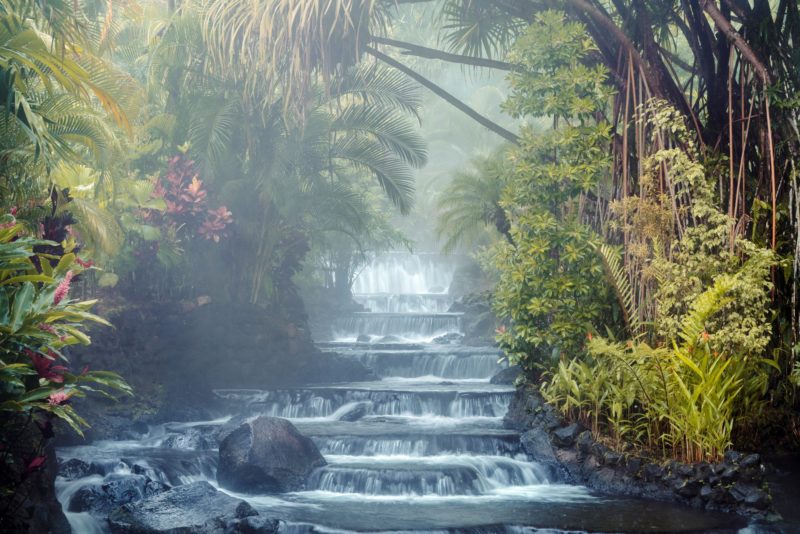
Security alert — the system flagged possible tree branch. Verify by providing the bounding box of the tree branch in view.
[700,0,772,85]
[370,36,515,71]
[365,46,519,144]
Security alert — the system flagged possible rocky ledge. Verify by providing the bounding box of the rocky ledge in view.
[505,385,779,521]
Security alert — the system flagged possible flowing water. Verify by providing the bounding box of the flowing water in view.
[56,253,757,533]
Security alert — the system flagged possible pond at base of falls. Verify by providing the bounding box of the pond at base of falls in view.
[55,253,758,533]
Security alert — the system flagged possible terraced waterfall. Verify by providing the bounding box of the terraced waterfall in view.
[55,253,750,533]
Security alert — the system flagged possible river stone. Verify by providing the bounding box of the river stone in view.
[217,416,326,493]
[58,458,102,480]
[108,481,267,533]
[520,428,557,463]
[489,365,522,385]
[552,423,584,447]
[69,473,169,514]
[336,401,373,422]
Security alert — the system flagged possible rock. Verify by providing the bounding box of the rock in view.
[642,463,663,482]
[520,428,557,463]
[740,453,760,468]
[108,481,263,533]
[576,431,594,456]
[729,482,770,509]
[489,365,522,385]
[356,334,371,343]
[69,474,169,514]
[674,479,701,498]
[58,458,101,480]
[227,516,281,533]
[552,423,584,447]
[161,427,216,450]
[724,450,742,464]
[602,450,623,467]
[432,332,464,345]
[217,416,326,493]
[335,401,373,422]
[694,462,713,482]
[625,457,642,476]
[720,465,739,484]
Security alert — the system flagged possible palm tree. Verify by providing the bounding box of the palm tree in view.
[435,150,511,253]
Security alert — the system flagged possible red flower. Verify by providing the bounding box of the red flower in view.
[25,350,67,383]
[48,390,71,406]
[53,271,73,305]
[75,257,94,269]
[25,456,46,474]
[199,206,233,242]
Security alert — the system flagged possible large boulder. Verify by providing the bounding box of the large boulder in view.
[217,416,326,493]
[107,481,276,533]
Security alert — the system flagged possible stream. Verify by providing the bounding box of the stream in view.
[55,253,767,533]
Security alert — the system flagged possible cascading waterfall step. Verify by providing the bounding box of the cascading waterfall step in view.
[54,252,751,533]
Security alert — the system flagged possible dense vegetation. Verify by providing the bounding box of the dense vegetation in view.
[1,0,800,527]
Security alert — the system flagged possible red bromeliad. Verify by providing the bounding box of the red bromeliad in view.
[25,350,67,383]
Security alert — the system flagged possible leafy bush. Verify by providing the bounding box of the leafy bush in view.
[542,105,779,461]
[0,213,130,504]
[492,11,613,370]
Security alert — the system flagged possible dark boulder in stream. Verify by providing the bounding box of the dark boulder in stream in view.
[108,481,276,533]
[217,416,326,493]
[68,473,169,515]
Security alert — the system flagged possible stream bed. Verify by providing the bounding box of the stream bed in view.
[54,254,773,532]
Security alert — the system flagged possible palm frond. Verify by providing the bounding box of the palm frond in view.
[330,136,415,214]
[331,103,427,168]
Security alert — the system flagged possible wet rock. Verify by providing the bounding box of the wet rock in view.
[489,365,522,385]
[642,463,663,482]
[227,516,281,533]
[625,457,642,476]
[721,465,739,484]
[520,428,557,463]
[740,453,761,468]
[69,473,169,514]
[161,427,216,450]
[356,334,371,343]
[217,416,326,493]
[724,450,742,464]
[674,479,702,498]
[432,332,464,345]
[552,423,584,447]
[602,450,623,467]
[58,458,102,480]
[729,482,771,509]
[108,481,264,533]
[700,484,735,505]
[576,431,594,456]
[694,462,713,482]
[335,401,373,422]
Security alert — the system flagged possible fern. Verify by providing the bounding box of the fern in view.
[593,242,641,336]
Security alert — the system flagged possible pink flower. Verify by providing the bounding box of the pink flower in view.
[48,390,71,406]
[25,349,67,383]
[10,206,17,216]
[53,271,73,305]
